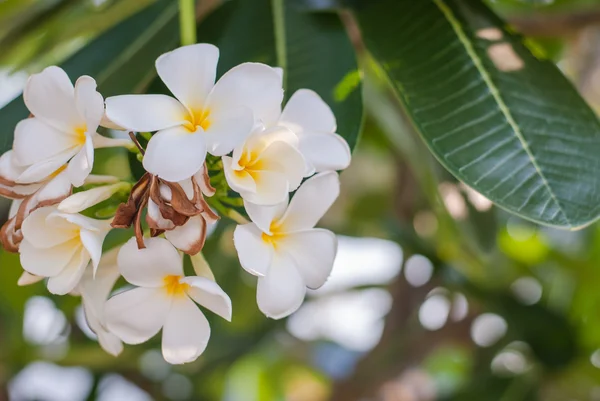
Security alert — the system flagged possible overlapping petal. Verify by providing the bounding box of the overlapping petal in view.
[256,253,306,319]
[117,237,183,287]
[182,276,232,321]
[143,126,207,182]
[161,296,210,364]
[233,223,274,277]
[105,94,188,133]
[156,44,219,112]
[105,287,171,344]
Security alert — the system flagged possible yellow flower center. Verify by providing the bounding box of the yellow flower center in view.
[74,126,87,146]
[183,108,211,132]
[261,221,286,247]
[163,275,189,296]
[234,149,264,181]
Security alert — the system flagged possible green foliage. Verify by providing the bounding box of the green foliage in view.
[353,0,600,229]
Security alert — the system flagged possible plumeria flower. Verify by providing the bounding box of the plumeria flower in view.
[105,237,232,364]
[13,66,124,187]
[270,89,351,174]
[105,43,284,182]
[233,172,340,319]
[223,125,305,205]
[19,206,112,295]
[78,247,123,356]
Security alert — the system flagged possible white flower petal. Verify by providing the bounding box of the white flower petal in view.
[105,287,171,344]
[21,207,79,248]
[74,76,104,132]
[92,133,133,149]
[162,296,210,364]
[58,182,125,213]
[280,171,340,231]
[80,228,109,273]
[243,170,289,205]
[57,212,112,232]
[35,170,72,205]
[105,94,188,132]
[280,89,336,133]
[13,118,78,167]
[233,223,273,277]
[182,276,232,321]
[118,237,183,287]
[143,126,207,182]
[256,252,306,319]
[280,229,337,289]
[18,271,43,286]
[79,247,120,322]
[156,44,218,111]
[259,141,305,191]
[165,215,206,255]
[207,62,283,124]
[299,132,351,173]
[243,199,287,234]
[23,66,83,132]
[223,157,256,194]
[16,148,78,184]
[0,151,26,182]
[204,106,253,156]
[46,247,89,295]
[20,239,82,277]
[66,133,94,187]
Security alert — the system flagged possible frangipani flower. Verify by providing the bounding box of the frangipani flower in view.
[78,247,123,357]
[105,237,232,364]
[13,66,114,187]
[233,172,340,319]
[19,206,112,295]
[223,125,305,205]
[105,43,284,182]
[273,89,351,174]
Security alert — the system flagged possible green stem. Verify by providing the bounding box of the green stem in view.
[271,0,287,81]
[179,0,196,46]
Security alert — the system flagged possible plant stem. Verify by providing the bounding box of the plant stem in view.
[271,0,287,83]
[179,0,196,46]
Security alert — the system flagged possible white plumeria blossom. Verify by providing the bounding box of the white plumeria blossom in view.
[223,125,305,205]
[105,43,284,182]
[272,89,351,174]
[105,237,232,364]
[78,247,123,356]
[19,206,112,295]
[13,66,116,187]
[233,172,340,319]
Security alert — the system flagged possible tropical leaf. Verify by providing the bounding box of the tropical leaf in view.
[353,0,600,229]
[0,0,179,155]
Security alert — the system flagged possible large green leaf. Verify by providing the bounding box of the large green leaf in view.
[193,0,363,150]
[354,0,600,229]
[0,0,179,154]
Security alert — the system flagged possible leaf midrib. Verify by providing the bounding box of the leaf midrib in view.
[433,0,571,227]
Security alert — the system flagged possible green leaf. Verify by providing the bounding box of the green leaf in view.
[0,0,179,155]
[193,0,363,150]
[354,0,600,229]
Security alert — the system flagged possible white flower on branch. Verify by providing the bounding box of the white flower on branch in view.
[19,206,112,295]
[13,66,124,187]
[105,237,232,365]
[223,125,305,205]
[233,172,340,319]
[105,43,284,182]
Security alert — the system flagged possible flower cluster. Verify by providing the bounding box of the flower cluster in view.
[0,44,351,364]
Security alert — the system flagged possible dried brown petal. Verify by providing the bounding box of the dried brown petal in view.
[112,173,151,229]
[0,217,19,253]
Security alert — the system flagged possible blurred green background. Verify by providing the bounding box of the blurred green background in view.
[3,0,600,400]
